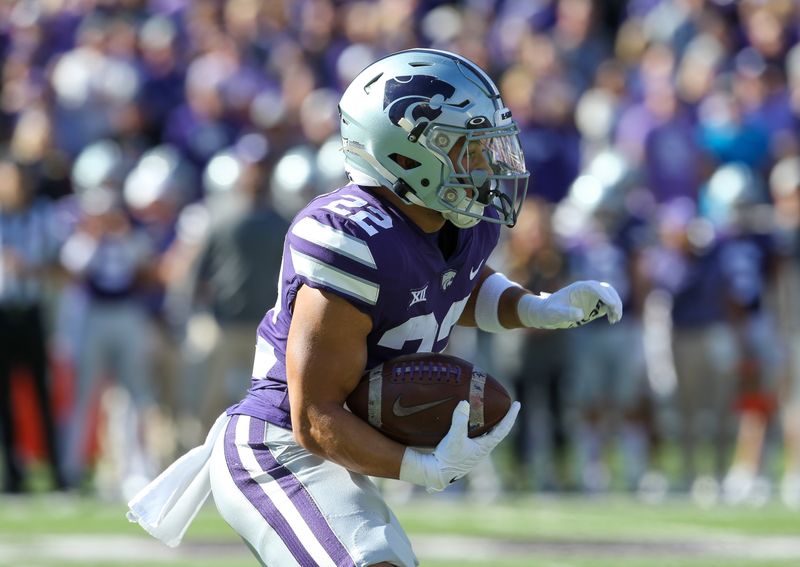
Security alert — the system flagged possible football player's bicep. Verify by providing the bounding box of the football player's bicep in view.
[286,284,372,418]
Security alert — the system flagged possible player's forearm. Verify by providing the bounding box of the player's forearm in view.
[293,402,406,478]
[496,285,534,329]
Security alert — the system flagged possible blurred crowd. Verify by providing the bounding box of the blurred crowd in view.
[1,0,800,508]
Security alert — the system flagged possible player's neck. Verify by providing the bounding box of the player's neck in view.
[373,186,446,233]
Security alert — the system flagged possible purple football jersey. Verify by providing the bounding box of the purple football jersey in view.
[229,184,500,428]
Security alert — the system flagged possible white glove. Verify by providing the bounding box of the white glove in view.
[399,400,520,493]
[517,280,623,330]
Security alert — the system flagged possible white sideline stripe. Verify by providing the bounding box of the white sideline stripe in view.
[292,217,377,268]
[235,416,337,567]
[290,247,379,305]
[252,336,276,380]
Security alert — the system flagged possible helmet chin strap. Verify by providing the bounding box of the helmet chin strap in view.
[442,188,484,227]
[441,171,492,228]
[443,209,482,228]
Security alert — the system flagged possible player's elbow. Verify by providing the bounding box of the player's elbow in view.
[291,406,331,454]
[291,413,316,450]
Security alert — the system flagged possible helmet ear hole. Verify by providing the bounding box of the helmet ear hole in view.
[389,153,421,170]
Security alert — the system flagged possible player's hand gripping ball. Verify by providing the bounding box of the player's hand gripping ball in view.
[346,353,511,447]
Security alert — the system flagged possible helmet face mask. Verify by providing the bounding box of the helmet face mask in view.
[339,49,529,227]
[425,122,527,227]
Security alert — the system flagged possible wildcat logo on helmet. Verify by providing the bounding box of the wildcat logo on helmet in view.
[383,75,467,127]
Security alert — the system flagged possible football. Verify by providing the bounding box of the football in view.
[345,352,512,447]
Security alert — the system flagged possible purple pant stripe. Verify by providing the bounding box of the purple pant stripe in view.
[224,415,317,567]
[247,417,356,567]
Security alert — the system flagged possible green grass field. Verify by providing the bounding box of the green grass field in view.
[1,492,799,566]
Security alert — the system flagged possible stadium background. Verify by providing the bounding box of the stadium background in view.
[1,0,800,565]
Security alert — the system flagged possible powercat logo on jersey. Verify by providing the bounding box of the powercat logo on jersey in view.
[383,75,465,126]
[441,269,457,290]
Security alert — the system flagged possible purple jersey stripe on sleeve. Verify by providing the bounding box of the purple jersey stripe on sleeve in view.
[247,418,356,567]
[224,415,318,566]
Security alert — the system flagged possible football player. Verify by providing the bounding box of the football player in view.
[129,49,623,566]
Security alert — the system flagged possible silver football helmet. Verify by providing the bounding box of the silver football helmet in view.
[339,49,529,228]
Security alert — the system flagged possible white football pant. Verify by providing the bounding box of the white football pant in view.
[209,414,418,567]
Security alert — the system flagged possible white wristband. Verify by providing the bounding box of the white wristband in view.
[474,272,520,333]
[399,448,443,491]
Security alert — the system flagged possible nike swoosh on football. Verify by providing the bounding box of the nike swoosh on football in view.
[469,260,485,280]
[392,396,454,417]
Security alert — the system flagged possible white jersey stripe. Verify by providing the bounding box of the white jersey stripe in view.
[290,247,379,305]
[292,217,377,268]
[234,416,338,567]
[252,336,277,380]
